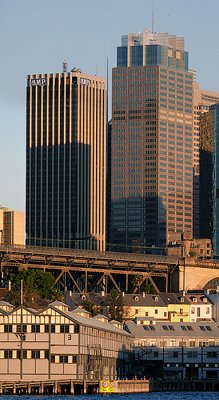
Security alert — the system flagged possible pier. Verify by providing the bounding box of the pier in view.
[150,379,219,392]
[0,379,149,395]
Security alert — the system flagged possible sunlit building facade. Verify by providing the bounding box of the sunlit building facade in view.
[110,31,193,252]
[26,70,106,251]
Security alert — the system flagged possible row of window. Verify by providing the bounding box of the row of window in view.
[4,324,79,334]
[142,324,213,332]
[3,350,77,363]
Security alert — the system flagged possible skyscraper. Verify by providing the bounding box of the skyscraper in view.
[193,79,219,238]
[199,103,219,256]
[110,31,193,252]
[26,69,106,251]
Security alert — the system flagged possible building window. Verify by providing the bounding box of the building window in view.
[207,352,217,358]
[31,350,40,359]
[60,355,68,363]
[45,324,55,333]
[74,325,79,333]
[155,309,158,314]
[51,355,55,363]
[17,350,27,359]
[60,325,70,333]
[17,324,27,333]
[45,350,49,359]
[72,355,77,363]
[31,324,40,333]
[4,325,12,333]
[4,350,13,359]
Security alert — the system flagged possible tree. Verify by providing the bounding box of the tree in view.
[131,274,144,293]
[5,269,61,307]
[107,289,124,322]
[82,300,102,317]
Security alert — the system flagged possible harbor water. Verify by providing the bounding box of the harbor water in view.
[0,392,218,400]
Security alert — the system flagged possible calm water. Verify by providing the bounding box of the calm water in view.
[0,393,219,400]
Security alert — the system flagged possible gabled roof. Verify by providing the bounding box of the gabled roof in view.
[122,294,166,307]
[160,293,190,305]
[125,320,219,339]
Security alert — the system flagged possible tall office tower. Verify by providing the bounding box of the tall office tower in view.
[0,207,24,246]
[110,31,194,252]
[193,80,219,238]
[26,70,106,251]
[199,104,219,256]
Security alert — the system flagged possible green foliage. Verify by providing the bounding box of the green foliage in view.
[141,283,156,294]
[7,269,61,307]
[82,300,102,317]
[132,274,143,292]
[107,288,124,322]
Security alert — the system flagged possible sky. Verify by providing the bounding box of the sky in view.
[1,0,219,213]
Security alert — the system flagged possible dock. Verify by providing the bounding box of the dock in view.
[0,379,149,395]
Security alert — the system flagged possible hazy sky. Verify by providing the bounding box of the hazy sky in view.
[1,0,219,212]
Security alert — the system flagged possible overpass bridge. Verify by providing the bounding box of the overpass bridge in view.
[0,245,218,294]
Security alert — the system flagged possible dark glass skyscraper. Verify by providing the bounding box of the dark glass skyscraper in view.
[26,70,106,251]
[200,103,219,257]
[110,31,193,253]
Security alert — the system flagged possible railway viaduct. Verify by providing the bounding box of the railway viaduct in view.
[0,245,218,293]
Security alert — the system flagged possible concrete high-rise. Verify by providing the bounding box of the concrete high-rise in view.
[0,207,24,246]
[26,69,106,251]
[110,31,193,252]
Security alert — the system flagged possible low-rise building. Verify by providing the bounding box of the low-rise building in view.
[122,294,168,320]
[0,300,132,382]
[160,293,190,323]
[125,319,219,380]
[185,294,213,322]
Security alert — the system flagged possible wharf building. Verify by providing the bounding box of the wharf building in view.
[125,319,219,381]
[26,69,106,251]
[110,30,194,253]
[0,300,132,383]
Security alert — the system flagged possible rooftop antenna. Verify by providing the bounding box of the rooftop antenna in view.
[63,60,68,73]
[152,0,155,33]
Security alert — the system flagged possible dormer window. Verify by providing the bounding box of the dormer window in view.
[193,298,197,303]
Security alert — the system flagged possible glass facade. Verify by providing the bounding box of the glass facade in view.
[213,105,219,256]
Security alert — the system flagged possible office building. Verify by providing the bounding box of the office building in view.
[200,103,219,257]
[193,80,219,238]
[0,207,24,246]
[110,31,193,252]
[26,69,106,251]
